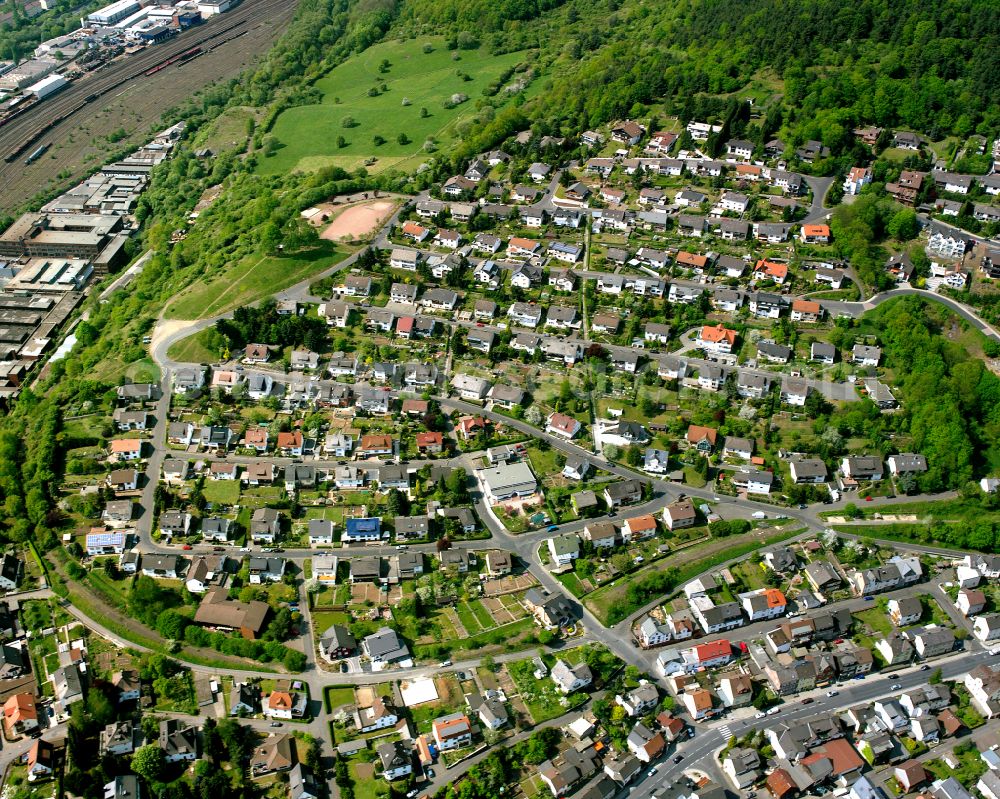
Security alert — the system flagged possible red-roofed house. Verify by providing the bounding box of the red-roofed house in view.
[276,431,303,457]
[754,259,788,284]
[689,639,733,669]
[657,713,686,741]
[675,251,710,270]
[508,237,541,258]
[3,693,38,735]
[697,324,737,354]
[402,221,430,242]
[396,316,415,338]
[686,424,718,453]
[242,427,269,452]
[623,514,658,542]
[790,299,823,322]
[800,738,864,786]
[456,415,487,440]
[401,399,428,416]
[801,224,831,244]
[432,713,473,751]
[767,768,798,799]
[545,412,582,439]
[415,431,443,454]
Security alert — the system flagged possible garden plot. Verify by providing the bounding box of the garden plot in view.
[483,573,538,596]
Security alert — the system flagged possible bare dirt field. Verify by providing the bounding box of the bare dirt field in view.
[319,200,398,241]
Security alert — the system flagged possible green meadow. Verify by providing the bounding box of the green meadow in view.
[257,37,527,175]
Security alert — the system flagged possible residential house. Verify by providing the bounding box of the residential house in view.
[432,712,474,751]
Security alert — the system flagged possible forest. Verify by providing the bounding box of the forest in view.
[829,297,1000,491]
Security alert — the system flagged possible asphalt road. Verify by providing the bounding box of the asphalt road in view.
[109,175,1000,791]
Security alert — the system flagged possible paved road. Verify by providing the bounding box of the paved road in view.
[127,178,1000,786]
[802,175,836,223]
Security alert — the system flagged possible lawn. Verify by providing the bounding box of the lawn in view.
[507,658,586,723]
[167,327,221,364]
[325,685,356,713]
[556,571,588,598]
[165,241,349,320]
[456,602,484,634]
[202,479,241,504]
[257,37,528,176]
[411,616,535,661]
[854,607,893,637]
[348,759,389,799]
[527,444,564,478]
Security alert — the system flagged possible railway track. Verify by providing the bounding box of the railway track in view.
[0,0,296,163]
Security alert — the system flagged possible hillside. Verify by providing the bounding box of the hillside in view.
[257,37,532,176]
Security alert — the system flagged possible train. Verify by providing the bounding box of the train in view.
[0,11,259,163]
[144,46,202,76]
[24,143,49,165]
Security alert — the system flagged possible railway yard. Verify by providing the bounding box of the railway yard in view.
[0,0,299,215]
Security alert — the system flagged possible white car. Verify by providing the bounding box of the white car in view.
[754,712,766,719]
[826,690,839,697]
[766,707,780,715]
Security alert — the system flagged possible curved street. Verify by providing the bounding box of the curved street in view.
[95,184,1000,797]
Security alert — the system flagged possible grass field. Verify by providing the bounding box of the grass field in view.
[165,241,349,320]
[324,685,356,713]
[257,37,528,176]
[197,105,260,155]
[202,479,241,504]
[167,328,220,364]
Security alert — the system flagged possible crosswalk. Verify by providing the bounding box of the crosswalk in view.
[718,723,734,740]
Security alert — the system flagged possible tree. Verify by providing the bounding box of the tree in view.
[265,607,294,641]
[342,116,357,128]
[131,744,165,783]
[86,688,116,728]
[156,608,190,641]
[397,132,410,145]
[202,717,224,764]
[888,208,919,241]
[420,107,429,118]
[283,648,307,671]
[929,668,943,685]
[336,136,347,149]
[373,135,386,146]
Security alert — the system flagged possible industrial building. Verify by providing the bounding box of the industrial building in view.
[0,213,128,272]
[86,0,142,27]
